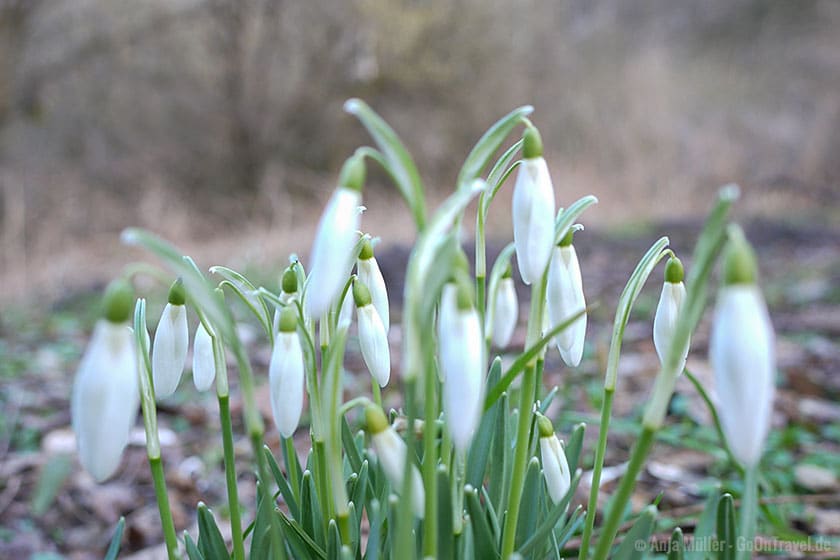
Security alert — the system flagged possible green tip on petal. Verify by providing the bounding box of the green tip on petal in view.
[722,225,758,285]
[558,228,575,247]
[365,404,389,434]
[102,279,134,323]
[167,277,186,306]
[536,414,555,438]
[340,153,366,192]
[455,280,474,311]
[502,263,513,279]
[359,238,374,260]
[278,306,298,333]
[664,257,684,284]
[281,267,298,294]
[353,279,372,307]
[522,126,543,159]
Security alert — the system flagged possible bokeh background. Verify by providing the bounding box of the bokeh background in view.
[1,0,838,302]
[2,1,840,558]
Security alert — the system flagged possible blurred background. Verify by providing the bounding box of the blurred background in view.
[1,0,838,302]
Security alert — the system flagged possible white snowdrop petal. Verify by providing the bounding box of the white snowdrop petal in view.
[547,245,587,367]
[372,429,425,518]
[192,322,216,392]
[269,332,306,438]
[442,308,484,453]
[305,188,362,319]
[71,321,139,482]
[513,157,556,285]
[358,304,391,387]
[653,281,689,373]
[710,285,776,467]
[337,289,354,330]
[152,303,189,398]
[490,277,518,348]
[436,284,458,382]
[358,257,390,332]
[540,435,571,505]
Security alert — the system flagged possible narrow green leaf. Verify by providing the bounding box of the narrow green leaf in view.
[515,458,542,550]
[184,531,205,560]
[31,454,73,517]
[613,505,657,560]
[481,140,524,216]
[668,527,685,560]
[197,503,230,560]
[282,437,305,501]
[210,265,273,337]
[464,485,500,560]
[278,510,328,560]
[342,415,364,474]
[437,467,454,560]
[328,519,342,560]
[366,498,382,560]
[489,391,509,511]
[351,461,370,527]
[517,471,582,556]
[687,490,720,560]
[301,470,326,548]
[717,493,737,560]
[103,517,125,560]
[458,105,533,187]
[467,357,503,487]
[564,423,586,473]
[553,195,599,244]
[264,446,300,520]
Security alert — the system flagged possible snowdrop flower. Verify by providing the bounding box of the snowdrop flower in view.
[487,265,518,348]
[192,322,216,392]
[71,280,139,482]
[537,415,571,505]
[304,155,365,320]
[336,286,354,331]
[366,405,425,518]
[273,266,300,333]
[436,281,457,381]
[710,226,775,467]
[653,257,689,375]
[269,307,305,438]
[357,239,390,332]
[152,279,189,398]
[513,127,556,285]
[547,231,587,367]
[440,283,484,453]
[355,279,390,387]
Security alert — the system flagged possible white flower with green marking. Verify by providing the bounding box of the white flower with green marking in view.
[269,308,305,438]
[537,416,571,505]
[192,322,216,392]
[547,234,587,367]
[653,257,689,375]
[355,280,390,387]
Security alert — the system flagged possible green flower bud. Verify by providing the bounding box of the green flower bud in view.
[522,126,543,159]
[558,228,575,248]
[281,267,298,294]
[722,225,758,286]
[455,280,474,311]
[536,414,555,438]
[340,153,366,193]
[502,263,513,279]
[353,279,373,307]
[365,404,389,435]
[664,257,684,284]
[359,238,375,260]
[278,306,298,333]
[102,279,134,323]
[167,278,186,306]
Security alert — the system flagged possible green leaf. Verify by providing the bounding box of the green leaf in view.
[264,446,300,521]
[301,470,326,548]
[350,461,370,527]
[344,99,426,229]
[103,517,125,560]
[515,458,542,551]
[489,391,510,512]
[278,510,328,560]
[668,527,685,560]
[564,423,586,473]
[31,454,73,517]
[687,490,720,560]
[197,503,230,560]
[328,519,342,560]
[613,505,657,560]
[210,265,273,338]
[517,470,583,556]
[437,467,454,560]
[717,493,737,560]
[467,357,503,487]
[342,416,365,474]
[554,195,599,245]
[464,485,500,560]
[481,140,524,216]
[458,105,533,187]
[184,531,205,560]
[366,499,383,560]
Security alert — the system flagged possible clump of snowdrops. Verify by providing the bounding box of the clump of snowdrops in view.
[72,101,775,560]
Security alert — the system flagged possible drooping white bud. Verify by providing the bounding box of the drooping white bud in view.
[488,275,518,348]
[269,308,305,438]
[436,283,458,381]
[366,406,425,519]
[71,280,139,482]
[537,416,571,505]
[152,302,189,398]
[653,258,689,374]
[192,322,216,392]
[357,241,390,332]
[305,157,365,319]
[355,280,390,387]
[512,128,556,285]
[547,238,587,367]
[710,227,775,467]
[440,285,485,453]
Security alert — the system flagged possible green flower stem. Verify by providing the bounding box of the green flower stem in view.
[422,353,439,558]
[149,457,179,559]
[325,332,351,544]
[591,426,656,560]
[397,378,419,560]
[501,272,547,558]
[371,378,382,408]
[313,439,333,528]
[578,387,614,560]
[738,465,759,560]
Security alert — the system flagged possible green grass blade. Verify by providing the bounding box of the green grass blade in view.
[613,505,657,560]
[458,105,533,187]
[197,503,230,560]
[103,517,126,560]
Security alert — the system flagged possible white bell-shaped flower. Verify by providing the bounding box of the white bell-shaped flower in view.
[71,280,139,482]
[366,405,425,518]
[653,257,689,375]
[440,284,485,453]
[269,308,306,438]
[354,280,390,387]
[513,127,556,285]
[537,416,571,505]
[710,228,775,467]
[487,272,518,348]
[305,156,365,319]
[152,279,189,398]
[357,240,390,332]
[547,235,587,367]
[192,322,216,392]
